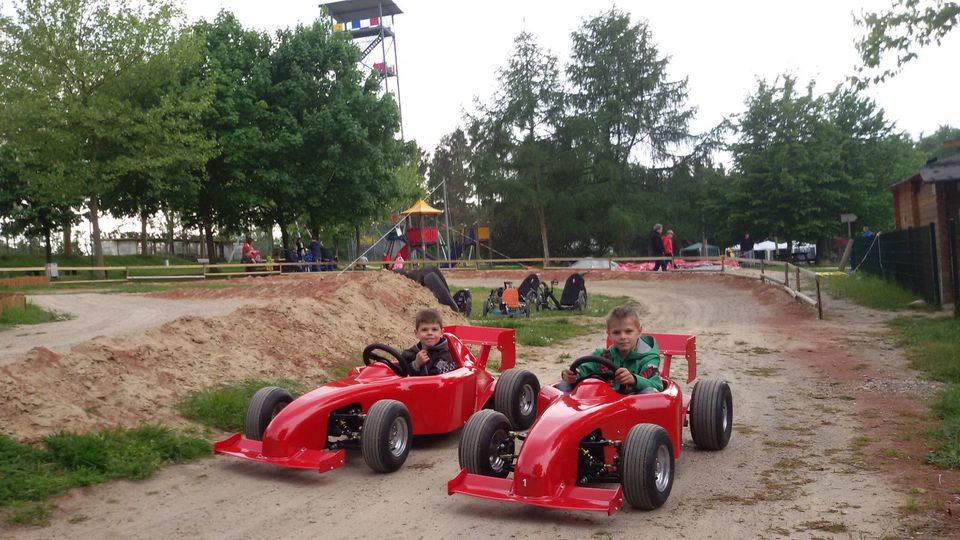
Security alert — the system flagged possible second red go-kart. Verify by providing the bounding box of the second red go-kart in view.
[448,333,732,515]
[214,325,539,474]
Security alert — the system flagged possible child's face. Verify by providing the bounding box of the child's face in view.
[608,318,642,355]
[416,322,443,348]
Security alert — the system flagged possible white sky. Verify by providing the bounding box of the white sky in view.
[183,0,959,157]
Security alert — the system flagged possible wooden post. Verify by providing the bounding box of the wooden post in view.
[785,261,789,287]
[796,266,801,293]
[816,275,823,320]
[760,258,765,283]
[721,254,725,273]
[125,266,129,281]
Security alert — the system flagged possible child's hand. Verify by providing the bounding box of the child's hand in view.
[614,368,636,386]
[415,349,430,368]
[561,369,577,384]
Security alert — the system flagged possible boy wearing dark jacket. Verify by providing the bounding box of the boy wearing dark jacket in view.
[403,308,456,375]
[561,305,663,393]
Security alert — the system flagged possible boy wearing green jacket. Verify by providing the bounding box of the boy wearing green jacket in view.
[561,305,663,394]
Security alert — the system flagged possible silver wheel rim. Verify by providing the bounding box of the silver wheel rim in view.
[654,444,671,492]
[519,384,534,416]
[488,431,507,472]
[721,399,729,432]
[388,417,408,457]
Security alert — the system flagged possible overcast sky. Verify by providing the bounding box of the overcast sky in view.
[183,0,960,158]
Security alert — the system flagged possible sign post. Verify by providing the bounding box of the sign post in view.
[840,213,858,238]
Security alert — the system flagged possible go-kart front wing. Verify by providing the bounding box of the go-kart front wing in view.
[214,433,345,473]
[447,469,623,516]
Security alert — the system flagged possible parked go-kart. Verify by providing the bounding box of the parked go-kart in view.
[482,281,532,318]
[215,325,539,474]
[448,333,732,514]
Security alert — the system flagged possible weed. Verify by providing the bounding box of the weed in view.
[407,462,435,471]
[68,514,89,524]
[177,379,305,432]
[881,448,904,459]
[799,520,847,533]
[899,498,921,515]
[744,366,782,377]
[822,273,926,310]
[763,439,806,449]
[5,501,54,526]
[748,347,775,355]
[0,302,68,329]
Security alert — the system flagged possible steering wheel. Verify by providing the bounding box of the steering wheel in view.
[568,355,620,387]
[362,344,410,377]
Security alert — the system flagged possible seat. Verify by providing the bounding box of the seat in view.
[501,288,520,309]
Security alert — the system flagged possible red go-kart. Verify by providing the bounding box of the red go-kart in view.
[448,333,732,514]
[214,325,539,474]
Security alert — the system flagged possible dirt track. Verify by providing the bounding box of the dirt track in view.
[3,271,957,538]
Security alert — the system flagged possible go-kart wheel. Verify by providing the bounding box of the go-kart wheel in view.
[621,423,674,510]
[689,379,733,450]
[524,291,539,312]
[576,290,586,311]
[459,410,514,478]
[243,386,293,441]
[524,303,531,318]
[361,400,412,473]
[482,300,490,317]
[362,343,411,377]
[494,369,540,430]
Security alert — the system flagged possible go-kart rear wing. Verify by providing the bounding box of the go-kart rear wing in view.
[444,325,516,372]
[607,333,697,383]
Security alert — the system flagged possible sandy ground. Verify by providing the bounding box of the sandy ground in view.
[1,294,260,364]
[3,270,958,538]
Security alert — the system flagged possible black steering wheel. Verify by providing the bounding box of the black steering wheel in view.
[362,344,410,377]
[569,355,620,387]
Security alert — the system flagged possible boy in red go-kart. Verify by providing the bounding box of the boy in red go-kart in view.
[560,306,662,394]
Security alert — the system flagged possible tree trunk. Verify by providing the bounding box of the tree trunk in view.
[278,217,290,254]
[537,206,550,265]
[63,219,72,257]
[43,223,52,264]
[89,196,105,274]
[140,209,149,257]
[203,222,214,261]
[355,225,361,259]
[165,208,175,255]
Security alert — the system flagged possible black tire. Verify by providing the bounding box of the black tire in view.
[482,300,490,317]
[243,387,293,441]
[620,423,674,510]
[423,272,458,312]
[524,303,531,318]
[453,289,472,316]
[576,290,586,311]
[459,410,513,478]
[493,369,540,430]
[524,290,539,312]
[689,379,733,450]
[361,400,413,473]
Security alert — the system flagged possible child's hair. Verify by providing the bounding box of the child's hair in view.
[415,308,444,329]
[666,229,674,236]
[606,305,641,329]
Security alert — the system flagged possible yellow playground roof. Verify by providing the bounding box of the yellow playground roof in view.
[400,199,443,216]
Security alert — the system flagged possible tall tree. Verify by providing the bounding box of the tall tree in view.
[0,0,210,268]
[428,129,478,231]
[916,125,960,159]
[856,0,960,84]
[567,9,696,254]
[470,31,563,261]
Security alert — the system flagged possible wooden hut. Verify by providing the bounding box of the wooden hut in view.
[889,152,960,304]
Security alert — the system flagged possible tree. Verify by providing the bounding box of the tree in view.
[566,8,697,254]
[856,0,960,84]
[428,129,478,234]
[0,0,211,268]
[470,31,564,261]
[916,125,960,159]
[728,76,923,250]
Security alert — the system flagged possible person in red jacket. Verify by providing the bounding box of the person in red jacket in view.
[663,229,675,270]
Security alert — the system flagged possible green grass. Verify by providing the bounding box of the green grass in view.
[0,425,210,525]
[821,273,926,310]
[890,316,960,467]
[0,302,68,329]
[0,254,197,268]
[463,287,632,346]
[4,281,249,295]
[177,379,305,432]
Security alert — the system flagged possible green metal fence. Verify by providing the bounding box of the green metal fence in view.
[850,223,941,307]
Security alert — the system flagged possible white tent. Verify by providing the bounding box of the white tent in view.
[731,240,816,260]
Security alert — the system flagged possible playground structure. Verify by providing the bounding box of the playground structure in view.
[323,0,404,137]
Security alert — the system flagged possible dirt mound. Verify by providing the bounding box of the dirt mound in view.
[0,272,463,441]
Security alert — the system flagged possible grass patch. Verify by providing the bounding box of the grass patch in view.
[177,379,305,432]
[0,302,68,329]
[890,316,960,468]
[0,425,209,524]
[821,273,926,310]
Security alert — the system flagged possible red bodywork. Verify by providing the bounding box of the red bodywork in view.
[448,333,696,515]
[214,325,515,473]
